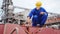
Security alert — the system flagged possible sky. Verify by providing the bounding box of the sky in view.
[0,0,60,19]
[12,0,60,14]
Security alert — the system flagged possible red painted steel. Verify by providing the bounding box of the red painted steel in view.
[29,27,57,34]
[37,28,57,34]
[3,23,27,34]
[0,24,4,34]
[0,24,60,34]
[54,29,60,34]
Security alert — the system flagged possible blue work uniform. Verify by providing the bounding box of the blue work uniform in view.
[28,7,48,27]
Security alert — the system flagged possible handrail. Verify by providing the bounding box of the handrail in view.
[10,27,19,34]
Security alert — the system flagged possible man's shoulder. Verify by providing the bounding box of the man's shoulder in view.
[31,8,36,12]
[32,8,36,10]
[40,7,45,9]
[40,7,47,12]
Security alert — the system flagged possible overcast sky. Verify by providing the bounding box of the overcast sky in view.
[0,0,60,19]
[12,0,60,14]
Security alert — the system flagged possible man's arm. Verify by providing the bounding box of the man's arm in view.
[27,10,33,24]
[40,8,48,15]
[26,16,31,24]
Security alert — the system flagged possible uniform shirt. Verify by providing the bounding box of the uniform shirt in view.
[28,7,48,19]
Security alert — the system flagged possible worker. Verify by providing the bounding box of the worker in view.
[27,1,48,27]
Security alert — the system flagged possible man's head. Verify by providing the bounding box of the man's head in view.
[35,1,42,10]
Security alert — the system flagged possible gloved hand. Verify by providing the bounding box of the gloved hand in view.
[26,17,31,24]
[40,12,45,15]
